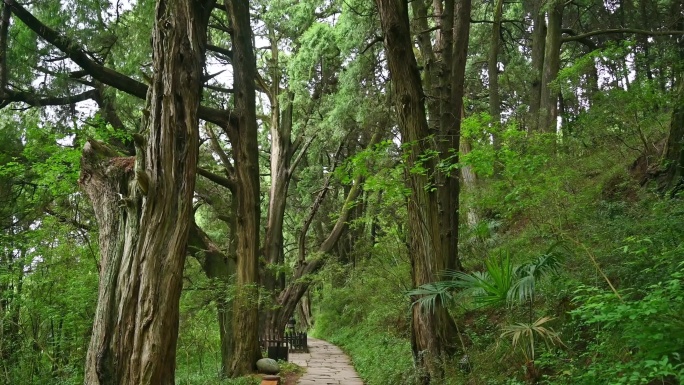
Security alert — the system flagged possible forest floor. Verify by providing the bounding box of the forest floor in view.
[289,338,364,385]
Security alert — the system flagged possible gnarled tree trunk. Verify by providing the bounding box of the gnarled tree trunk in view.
[80,0,208,383]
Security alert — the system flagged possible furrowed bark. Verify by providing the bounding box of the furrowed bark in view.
[539,0,563,133]
[376,0,470,382]
[224,0,262,376]
[81,0,208,382]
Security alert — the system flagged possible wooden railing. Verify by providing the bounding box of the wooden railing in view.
[284,332,308,352]
[259,331,308,361]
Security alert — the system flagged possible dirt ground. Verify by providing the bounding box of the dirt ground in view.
[282,371,302,385]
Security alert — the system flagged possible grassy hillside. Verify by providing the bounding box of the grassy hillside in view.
[312,108,684,385]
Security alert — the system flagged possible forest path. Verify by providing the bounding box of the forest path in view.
[289,337,364,385]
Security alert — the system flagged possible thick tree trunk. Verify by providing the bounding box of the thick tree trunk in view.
[263,96,294,294]
[527,0,546,131]
[538,0,563,133]
[376,0,467,381]
[81,0,207,382]
[443,0,470,272]
[224,0,262,377]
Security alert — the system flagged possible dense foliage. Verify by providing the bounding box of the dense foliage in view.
[1,0,683,383]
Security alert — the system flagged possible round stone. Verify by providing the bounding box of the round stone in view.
[256,358,280,374]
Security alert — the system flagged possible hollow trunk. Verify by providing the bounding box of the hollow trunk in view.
[81,0,207,382]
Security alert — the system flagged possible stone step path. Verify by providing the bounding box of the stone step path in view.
[289,337,364,385]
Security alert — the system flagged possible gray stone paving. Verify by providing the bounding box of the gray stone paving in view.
[290,337,364,385]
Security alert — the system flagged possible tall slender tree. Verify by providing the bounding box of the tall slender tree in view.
[375,0,471,381]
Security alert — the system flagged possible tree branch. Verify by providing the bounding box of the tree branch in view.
[289,134,316,175]
[207,44,233,60]
[561,28,598,50]
[44,207,93,232]
[361,35,383,54]
[205,125,236,178]
[318,132,380,253]
[92,82,127,131]
[188,219,235,279]
[297,141,345,263]
[205,84,234,93]
[1,88,97,108]
[470,18,522,24]
[197,167,236,192]
[5,0,233,126]
[562,28,684,42]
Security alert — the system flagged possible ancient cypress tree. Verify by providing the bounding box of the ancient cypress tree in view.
[77,0,210,382]
[2,0,266,379]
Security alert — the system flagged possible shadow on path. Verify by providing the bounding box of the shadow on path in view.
[289,337,364,385]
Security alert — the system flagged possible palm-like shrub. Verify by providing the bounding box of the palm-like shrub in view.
[408,251,562,312]
[500,316,565,380]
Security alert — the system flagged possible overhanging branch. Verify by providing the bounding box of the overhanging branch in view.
[207,44,233,60]
[5,0,234,127]
[1,88,97,108]
[562,28,684,43]
[197,167,236,192]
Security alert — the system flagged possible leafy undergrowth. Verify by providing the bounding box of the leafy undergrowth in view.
[278,360,306,385]
[313,126,684,385]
